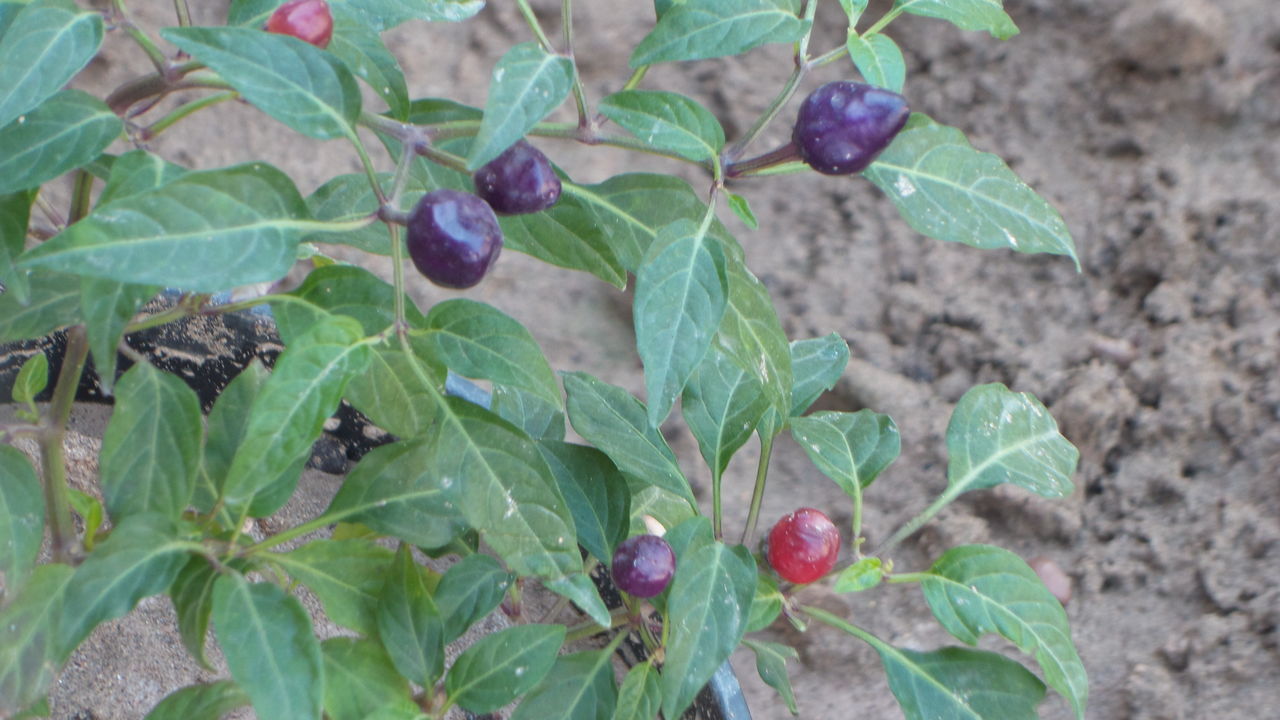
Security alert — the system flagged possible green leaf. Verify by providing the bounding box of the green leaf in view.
[0,2,25,40]
[223,315,371,515]
[376,545,445,688]
[433,554,511,644]
[745,573,783,632]
[328,18,410,120]
[499,191,628,289]
[511,648,618,720]
[563,371,695,507]
[546,573,612,630]
[662,515,714,566]
[169,556,221,669]
[566,172,726,273]
[631,0,808,66]
[717,260,792,438]
[162,26,361,139]
[80,277,158,395]
[11,352,48,406]
[535,441,630,565]
[0,270,80,342]
[100,362,203,521]
[344,342,446,440]
[19,163,310,292]
[141,681,250,720]
[881,644,1045,719]
[0,89,121,195]
[945,383,1079,499]
[892,0,1019,39]
[627,483,696,536]
[599,90,725,163]
[864,114,1079,268]
[0,0,104,130]
[635,219,729,427]
[0,445,42,596]
[325,437,467,550]
[212,574,323,720]
[681,346,769,478]
[330,0,485,31]
[790,410,900,496]
[743,639,799,715]
[197,360,269,514]
[446,624,565,714]
[275,538,394,635]
[276,263,424,341]
[58,514,191,657]
[467,42,575,169]
[832,556,883,593]
[492,383,566,441]
[304,171,396,254]
[614,659,662,720]
[922,545,1087,719]
[0,189,35,301]
[94,148,188,207]
[434,399,581,580]
[0,564,73,718]
[661,542,756,719]
[65,488,102,551]
[839,0,870,24]
[322,637,417,720]
[419,298,561,408]
[726,190,758,229]
[847,32,906,92]
[788,333,849,415]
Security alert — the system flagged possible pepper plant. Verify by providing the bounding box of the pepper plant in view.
[0,1,1088,718]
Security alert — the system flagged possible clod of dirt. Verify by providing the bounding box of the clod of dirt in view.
[1110,0,1228,72]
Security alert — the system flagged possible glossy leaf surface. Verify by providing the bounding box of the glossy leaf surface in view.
[790,409,900,494]
[20,164,310,292]
[467,42,574,169]
[743,639,799,715]
[922,544,1087,719]
[376,546,445,687]
[599,90,725,163]
[163,26,361,139]
[892,0,1019,39]
[0,89,121,194]
[788,333,849,415]
[445,624,565,714]
[328,18,409,119]
[276,538,394,635]
[434,554,511,644]
[0,0,103,130]
[100,362,203,521]
[141,681,250,720]
[535,441,630,565]
[212,574,323,720]
[0,445,42,594]
[321,637,418,720]
[0,564,73,717]
[510,649,617,720]
[634,219,729,427]
[614,659,662,720]
[847,33,906,92]
[563,371,695,506]
[661,542,756,719]
[865,114,1078,268]
[717,261,793,437]
[0,271,80,342]
[80,277,157,395]
[631,0,808,66]
[681,346,769,478]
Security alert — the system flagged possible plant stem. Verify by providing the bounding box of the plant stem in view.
[712,466,724,539]
[112,0,169,74]
[864,6,906,36]
[801,604,876,644]
[622,64,648,91]
[561,0,591,128]
[876,488,959,556]
[807,43,849,69]
[740,434,775,546]
[104,60,206,115]
[40,326,89,564]
[68,170,94,223]
[724,141,801,178]
[345,127,387,204]
[172,0,191,27]
[885,571,931,584]
[140,90,237,140]
[564,607,632,642]
[515,0,556,53]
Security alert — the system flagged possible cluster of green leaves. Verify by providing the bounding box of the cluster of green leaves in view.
[1,1,1087,719]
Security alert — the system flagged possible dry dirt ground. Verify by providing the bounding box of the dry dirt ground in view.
[14,0,1280,717]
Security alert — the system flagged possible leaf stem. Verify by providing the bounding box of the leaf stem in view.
[68,170,94,223]
[885,571,931,584]
[740,434,775,546]
[139,90,238,140]
[876,487,960,556]
[112,0,169,74]
[561,0,591,129]
[40,325,89,564]
[515,0,556,53]
[801,604,877,644]
[172,0,192,27]
[864,6,907,36]
[564,607,633,642]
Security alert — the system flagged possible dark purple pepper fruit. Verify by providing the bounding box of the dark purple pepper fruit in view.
[406,189,503,289]
[472,140,562,215]
[792,81,910,176]
[611,534,676,598]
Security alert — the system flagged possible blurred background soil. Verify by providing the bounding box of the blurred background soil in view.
[32,0,1280,717]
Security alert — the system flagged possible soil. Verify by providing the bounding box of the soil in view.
[10,0,1280,718]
